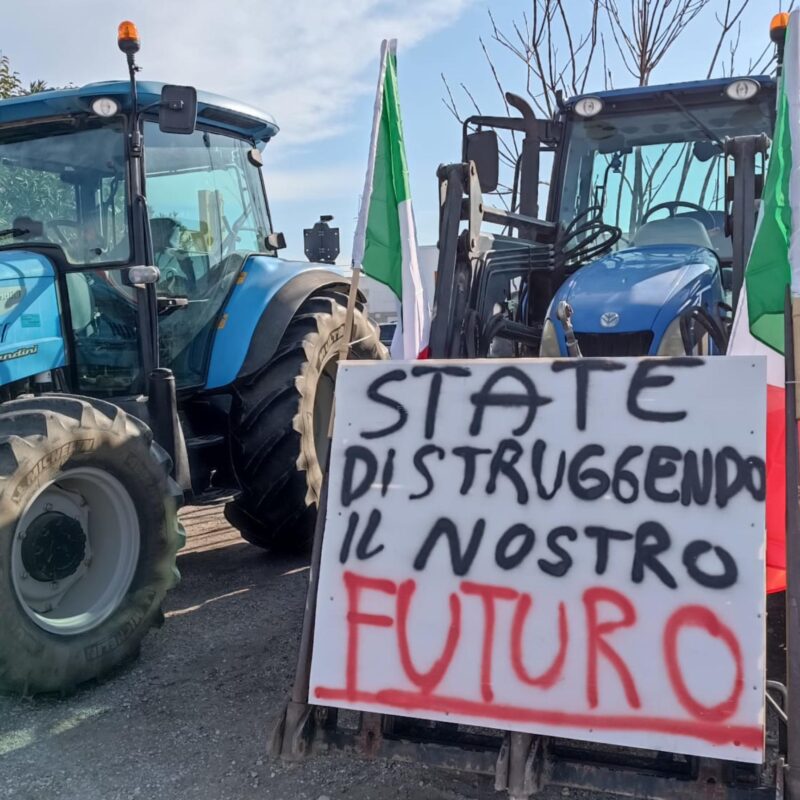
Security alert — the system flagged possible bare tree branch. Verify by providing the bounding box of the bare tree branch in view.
[440,73,462,122]
[442,0,783,225]
[604,0,712,86]
[706,0,750,78]
[486,1,602,116]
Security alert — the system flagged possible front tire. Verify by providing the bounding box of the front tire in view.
[225,288,387,552]
[0,395,184,695]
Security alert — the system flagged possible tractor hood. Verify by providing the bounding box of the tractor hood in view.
[554,243,720,334]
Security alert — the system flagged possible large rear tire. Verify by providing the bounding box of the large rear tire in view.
[225,288,387,552]
[0,395,184,695]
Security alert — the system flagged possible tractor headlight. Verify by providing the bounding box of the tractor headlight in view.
[573,96,603,117]
[725,79,760,101]
[539,317,562,357]
[91,97,120,118]
[656,317,686,357]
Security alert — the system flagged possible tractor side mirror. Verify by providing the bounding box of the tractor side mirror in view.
[693,140,723,163]
[267,232,287,251]
[465,130,499,194]
[159,85,198,135]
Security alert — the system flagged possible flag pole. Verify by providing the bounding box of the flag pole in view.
[339,39,391,362]
[784,18,800,790]
[785,286,800,798]
[338,265,362,362]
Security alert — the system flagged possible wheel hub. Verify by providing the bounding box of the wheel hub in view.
[11,468,140,634]
[21,511,87,582]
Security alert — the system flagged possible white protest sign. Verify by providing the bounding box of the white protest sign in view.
[309,357,766,763]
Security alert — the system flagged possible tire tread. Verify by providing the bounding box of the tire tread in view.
[225,291,386,551]
[0,394,183,696]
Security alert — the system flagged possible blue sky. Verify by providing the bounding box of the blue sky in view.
[280,0,785,259]
[0,0,791,261]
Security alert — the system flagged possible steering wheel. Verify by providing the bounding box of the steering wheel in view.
[560,205,622,274]
[641,201,717,230]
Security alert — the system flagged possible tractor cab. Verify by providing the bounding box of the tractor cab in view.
[0,78,280,396]
[541,76,775,357]
[429,75,776,362]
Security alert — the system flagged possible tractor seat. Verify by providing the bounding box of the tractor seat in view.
[632,217,714,251]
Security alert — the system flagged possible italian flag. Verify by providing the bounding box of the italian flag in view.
[728,11,799,594]
[352,39,430,360]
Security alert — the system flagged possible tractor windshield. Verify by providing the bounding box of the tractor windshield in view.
[143,123,272,387]
[0,119,130,264]
[557,96,774,260]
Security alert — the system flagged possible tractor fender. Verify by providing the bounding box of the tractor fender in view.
[205,256,358,389]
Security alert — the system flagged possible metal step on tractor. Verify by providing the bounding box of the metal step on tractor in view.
[272,13,792,800]
[0,21,386,695]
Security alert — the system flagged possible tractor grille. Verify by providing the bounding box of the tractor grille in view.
[574,330,653,357]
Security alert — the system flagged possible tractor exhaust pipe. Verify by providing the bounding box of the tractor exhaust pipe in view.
[148,368,191,494]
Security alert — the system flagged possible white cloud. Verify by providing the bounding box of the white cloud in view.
[3,0,476,223]
[4,0,476,149]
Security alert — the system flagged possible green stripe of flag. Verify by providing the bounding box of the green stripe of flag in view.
[746,29,794,353]
[361,50,410,300]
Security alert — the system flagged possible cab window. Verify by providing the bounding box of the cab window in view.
[143,123,271,387]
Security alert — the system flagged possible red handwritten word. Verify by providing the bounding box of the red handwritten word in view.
[320,570,757,750]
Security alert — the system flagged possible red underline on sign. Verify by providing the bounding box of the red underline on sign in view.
[313,687,762,749]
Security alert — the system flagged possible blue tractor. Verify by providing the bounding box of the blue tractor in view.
[430,74,775,362]
[0,23,385,694]
[538,77,773,360]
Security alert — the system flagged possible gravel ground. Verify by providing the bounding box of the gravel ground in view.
[0,506,521,800]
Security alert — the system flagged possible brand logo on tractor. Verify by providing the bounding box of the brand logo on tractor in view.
[600,311,620,328]
[0,344,38,363]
